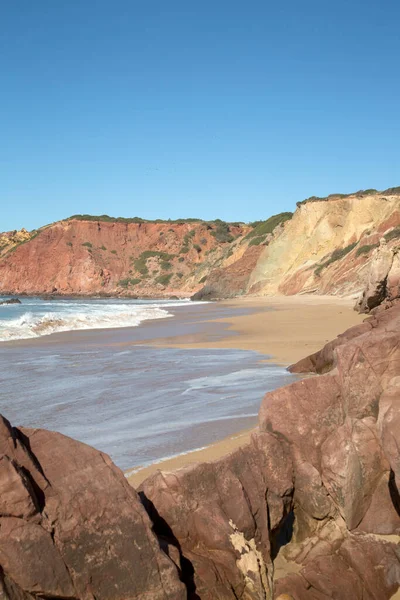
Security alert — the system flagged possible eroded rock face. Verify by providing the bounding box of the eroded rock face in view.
[140,431,294,599]
[354,238,400,313]
[248,192,400,297]
[140,301,400,599]
[0,219,252,297]
[0,417,185,600]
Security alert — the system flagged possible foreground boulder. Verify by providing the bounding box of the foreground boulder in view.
[140,301,400,599]
[0,417,185,600]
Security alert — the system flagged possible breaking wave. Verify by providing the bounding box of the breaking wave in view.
[0,302,183,341]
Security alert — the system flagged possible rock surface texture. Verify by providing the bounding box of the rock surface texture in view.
[0,417,186,600]
[139,301,400,599]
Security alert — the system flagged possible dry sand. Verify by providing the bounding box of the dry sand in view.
[127,294,365,487]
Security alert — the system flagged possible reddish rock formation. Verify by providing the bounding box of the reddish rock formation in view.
[139,301,400,599]
[140,431,293,599]
[355,240,400,312]
[0,218,252,297]
[194,245,265,299]
[0,417,185,600]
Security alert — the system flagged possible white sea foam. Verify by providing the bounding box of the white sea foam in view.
[0,301,194,341]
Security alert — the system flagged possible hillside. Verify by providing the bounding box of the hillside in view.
[0,214,291,297]
[1,187,400,303]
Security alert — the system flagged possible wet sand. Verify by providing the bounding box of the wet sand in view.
[126,428,254,485]
[127,294,364,487]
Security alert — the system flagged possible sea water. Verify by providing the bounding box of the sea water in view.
[0,298,298,470]
[0,296,191,341]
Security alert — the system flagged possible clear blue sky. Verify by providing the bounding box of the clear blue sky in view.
[1,1,399,231]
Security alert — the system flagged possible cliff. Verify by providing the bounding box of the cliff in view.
[1,298,399,599]
[247,189,400,298]
[0,217,260,297]
[1,187,400,302]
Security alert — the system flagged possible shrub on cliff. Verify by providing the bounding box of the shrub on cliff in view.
[315,242,358,276]
[69,214,146,223]
[382,186,400,195]
[118,278,141,288]
[384,226,400,242]
[210,221,234,243]
[245,212,293,240]
[156,273,173,286]
[160,260,172,270]
[248,236,267,246]
[356,243,379,257]
[134,251,175,276]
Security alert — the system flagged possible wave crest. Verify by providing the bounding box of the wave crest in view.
[0,305,172,341]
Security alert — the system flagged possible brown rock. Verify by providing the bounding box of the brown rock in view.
[292,457,332,521]
[357,472,400,534]
[0,456,38,519]
[140,431,294,599]
[275,534,400,600]
[355,242,394,312]
[0,517,75,597]
[320,417,386,529]
[0,418,185,600]
[378,378,400,490]
[140,298,400,599]
[259,374,343,469]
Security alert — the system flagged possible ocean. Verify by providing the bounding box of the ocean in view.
[0,297,298,470]
[0,296,191,341]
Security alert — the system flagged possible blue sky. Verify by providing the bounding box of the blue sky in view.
[1,1,399,231]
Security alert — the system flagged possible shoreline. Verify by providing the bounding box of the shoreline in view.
[126,294,365,487]
[0,292,192,301]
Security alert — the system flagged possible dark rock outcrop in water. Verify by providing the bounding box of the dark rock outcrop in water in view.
[0,298,21,305]
[0,417,185,600]
[1,303,400,598]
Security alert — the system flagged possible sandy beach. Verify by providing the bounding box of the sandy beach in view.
[146,294,365,365]
[127,294,364,487]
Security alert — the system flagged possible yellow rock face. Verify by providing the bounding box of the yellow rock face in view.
[0,229,33,257]
[248,193,400,296]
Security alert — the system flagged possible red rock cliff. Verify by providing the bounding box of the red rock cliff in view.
[0,218,254,297]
